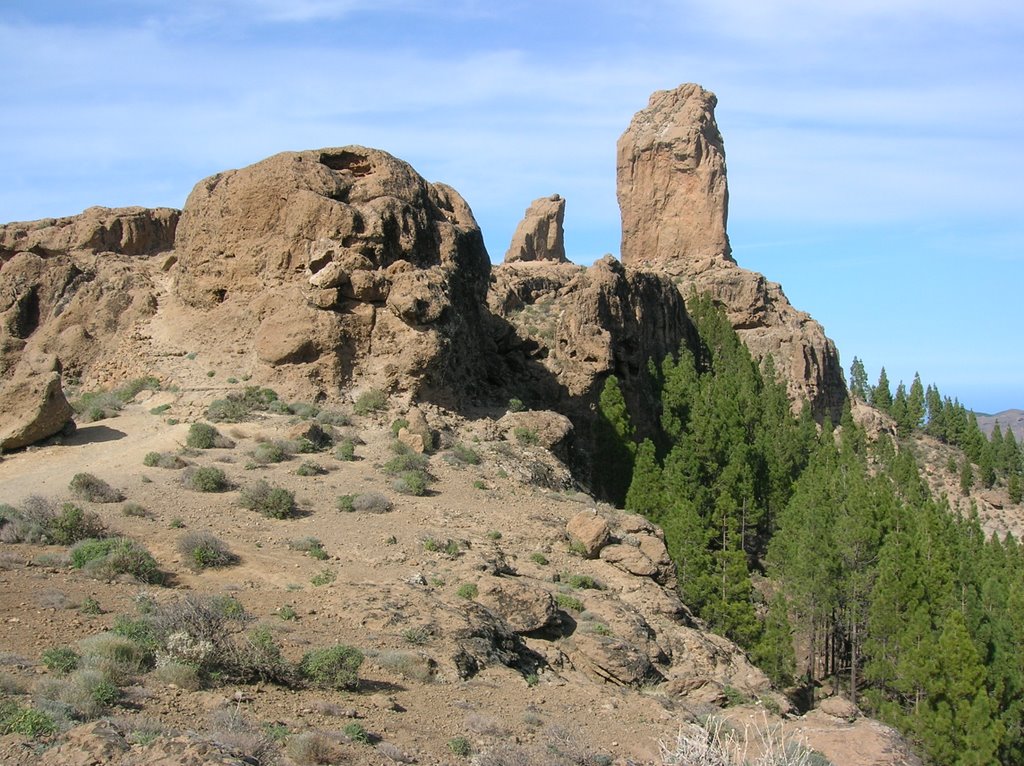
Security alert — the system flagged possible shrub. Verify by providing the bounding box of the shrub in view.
[383,445,429,475]
[507,397,526,412]
[295,461,327,476]
[287,731,344,764]
[240,481,296,519]
[401,626,432,645]
[78,632,152,681]
[143,451,187,469]
[185,466,229,492]
[186,422,234,449]
[299,644,363,690]
[335,439,356,461]
[315,409,351,426]
[251,441,289,464]
[337,492,391,514]
[390,418,410,436]
[120,503,149,518]
[513,427,540,446]
[69,538,164,584]
[392,470,429,496]
[80,596,102,615]
[69,473,124,503]
[310,569,335,587]
[49,503,105,544]
[343,721,371,744]
[152,661,201,690]
[288,537,328,560]
[0,702,57,737]
[456,583,479,600]
[41,646,80,676]
[205,386,279,422]
[449,736,472,757]
[353,388,387,415]
[530,552,549,566]
[278,605,298,621]
[564,573,599,590]
[70,377,161,421]
[179,532,238,571]
[450,443,481,465]
[555,594,584,612]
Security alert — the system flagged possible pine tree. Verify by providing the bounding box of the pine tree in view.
[908,373,926,431]
[849,356,869,401]
[594,375,636,506]
[960,458,975,495]
[753,594,797,687]
[625,439,663,518]
[925,384,946,438]
[870,367,893,413]
[891,382,911,434]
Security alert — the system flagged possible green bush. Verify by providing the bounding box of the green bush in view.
[121,503,149,518]
[564,573,600,590]
[186,422,234,449]
[69,472,124,503]
[383,449,430,477]
[392,470,429,496]
[390,418,410,436]
[299,644,363,690]
[335,439,356,461]
[41,646,80,676]
[69,538,164,584]
[336,494,355,513]
[555,594,584,612]
[205,386,279,422]
[179,532,238,571]
[343,721,370,744]
[295,461,327,476]
[513,427,540,446]
[240,481,296,519]
[185,466,229,492]
[449,736,472,757]
[456,583,479,600]
[288,537,328,560]
[143,451,187,469]
[251,441,289,464]
[49,503,105,544]
[0,702,57,737]
[450,444,481,465]
[353,388,387,415]
[529,552,549,566]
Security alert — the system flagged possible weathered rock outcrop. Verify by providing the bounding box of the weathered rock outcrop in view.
[617,83,846,418]
[0,207,172,386]
[504,194,567,264]
[172,146,493,400]
[618,84,731,270]
[0,206,178,261]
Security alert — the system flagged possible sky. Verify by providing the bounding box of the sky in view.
[2,1,1022,413]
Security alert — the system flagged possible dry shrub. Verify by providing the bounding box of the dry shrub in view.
[69,473,124,503]
[152,661,201,691]
[287,730,344,765]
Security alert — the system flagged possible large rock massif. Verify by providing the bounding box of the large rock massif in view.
[618,84,846,417]
[0,84,844,448]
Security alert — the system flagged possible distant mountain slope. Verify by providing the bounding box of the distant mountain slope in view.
[976,409,1024,440]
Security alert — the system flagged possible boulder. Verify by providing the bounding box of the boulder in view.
[504,194,567,264]
[0,352,73,450]
[819,695,860,721]
[477,579,557,633]
[566,509,611,558]
[498,409,572,451]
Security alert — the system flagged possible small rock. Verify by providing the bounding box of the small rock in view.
[566,510,611,558]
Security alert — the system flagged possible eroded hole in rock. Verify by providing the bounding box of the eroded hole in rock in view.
[12,287,40,338]
[319,150,373,177]
[213,288,227,303]
[308,252,333,274]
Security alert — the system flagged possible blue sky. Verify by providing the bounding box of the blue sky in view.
[2,1,1022,413]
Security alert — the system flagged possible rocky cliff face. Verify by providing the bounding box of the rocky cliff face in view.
[617,83,846,419]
